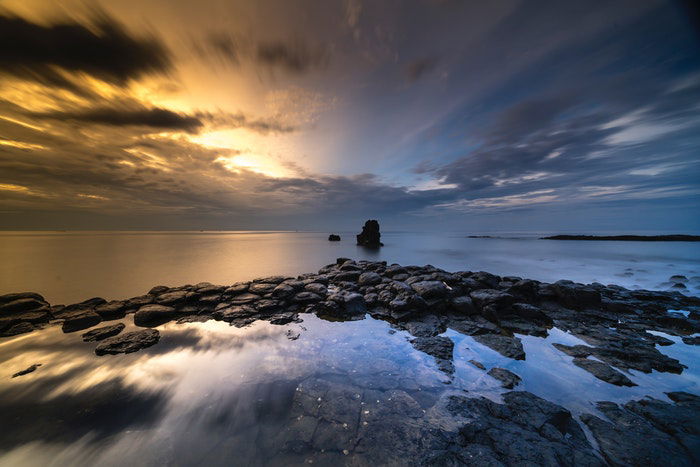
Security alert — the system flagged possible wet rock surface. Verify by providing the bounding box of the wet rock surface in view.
[82,323,126,342]
[572,358,636,387]
[94,329,160,355]
[487,367,522,389]
[11,363,42,378]
[3,259,700,464]
[581,393,700,466]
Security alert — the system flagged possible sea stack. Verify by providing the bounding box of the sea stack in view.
[328,234,341,241]
[356,219,383,247]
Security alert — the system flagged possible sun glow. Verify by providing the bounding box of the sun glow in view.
[190,130,289,177]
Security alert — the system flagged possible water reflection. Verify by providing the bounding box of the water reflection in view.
[0,313,698,466]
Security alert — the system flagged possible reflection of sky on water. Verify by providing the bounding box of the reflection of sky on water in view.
[0,313,698,466]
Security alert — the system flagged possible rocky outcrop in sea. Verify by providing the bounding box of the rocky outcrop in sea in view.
[2,258,699,464]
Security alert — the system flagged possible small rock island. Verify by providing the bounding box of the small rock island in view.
[356,219,383,247]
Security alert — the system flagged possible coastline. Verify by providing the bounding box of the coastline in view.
[2,258,699,464]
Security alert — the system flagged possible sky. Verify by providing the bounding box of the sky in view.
[0,0,699,232]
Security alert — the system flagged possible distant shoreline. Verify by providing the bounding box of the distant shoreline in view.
[540,234,700,242]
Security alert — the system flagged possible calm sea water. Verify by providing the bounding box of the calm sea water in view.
[0,231,698,304]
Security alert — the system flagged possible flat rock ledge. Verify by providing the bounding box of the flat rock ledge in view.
[2,258,699,378]
[94,329,160,356]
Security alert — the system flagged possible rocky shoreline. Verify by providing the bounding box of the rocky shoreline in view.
[2,258,700,465]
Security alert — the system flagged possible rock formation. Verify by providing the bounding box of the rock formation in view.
[328,234,341,241]
[356,219,383,247]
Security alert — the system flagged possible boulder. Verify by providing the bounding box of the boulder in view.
[356,219,383,247]
[95,329,160,355]
[487,367,522,389]
[94,301,127,320]
[61,310,102,333]
[328,234,341,241]
[358,272,382,286]
[0,296,47,314]
[148,285,169,295]
[450,296,476,314]
[82,323,126,342]
[410,335,454,374]
[410,281,449,299]
[249,283,277,295]
[134,304,175,327]
[155,290,189,305]
[573,358,636,386]
[272,283,295,298]
[304,283,328,295]
[551,280,601,309]
[473,333,525,360]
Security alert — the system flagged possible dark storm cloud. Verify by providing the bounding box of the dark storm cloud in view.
[0,13,170,91]
[256,40,328,73]
[30,106,203,133]
[405,57,438,82]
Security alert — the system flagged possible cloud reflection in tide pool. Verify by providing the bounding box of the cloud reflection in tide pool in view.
[0,313,698,466]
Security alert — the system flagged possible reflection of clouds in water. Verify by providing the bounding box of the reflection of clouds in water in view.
[451,327,700,416]
[2,313,698,465]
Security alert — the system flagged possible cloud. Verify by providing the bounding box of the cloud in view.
[30,106,203,133]
[0,12,170,93]
[256,40,328,73]
[405,57,438,82]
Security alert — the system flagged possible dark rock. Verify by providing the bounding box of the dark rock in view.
[450,296,476,314]
[469,359,485,370]
[272,283,295,298]
[469,289,514,317]
[249,283,277,295]
[82,323,126,342]
[124,294,154,309]
[410,280,448,299]
[292,291,322,304]
[223,283,249,295]
[448,391,603,466]
[572,358,636,386]
[1,321,35,337]
[581,398,700,466]
[304,283,327,295]
[0,292,45,305]
[683,336,700,345]
[95,329,160,355]
[327,291,365,315]
[61,309,102,333]
[334,271,361,282]
[410,336,454,374]
[11,363,42,378]
[487,367,522,389]
[155,290,189,305]
[94,301,126,320]
[666,391,700,403]
[356,219,383,247]
[133,304,175,327]
[358,272,382,286]
[148,285,169,295]
[551,280,601,309]
[230,293,260,305]
[473,334,525,360]
[0,296,47,314]
[328,234,341,241]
